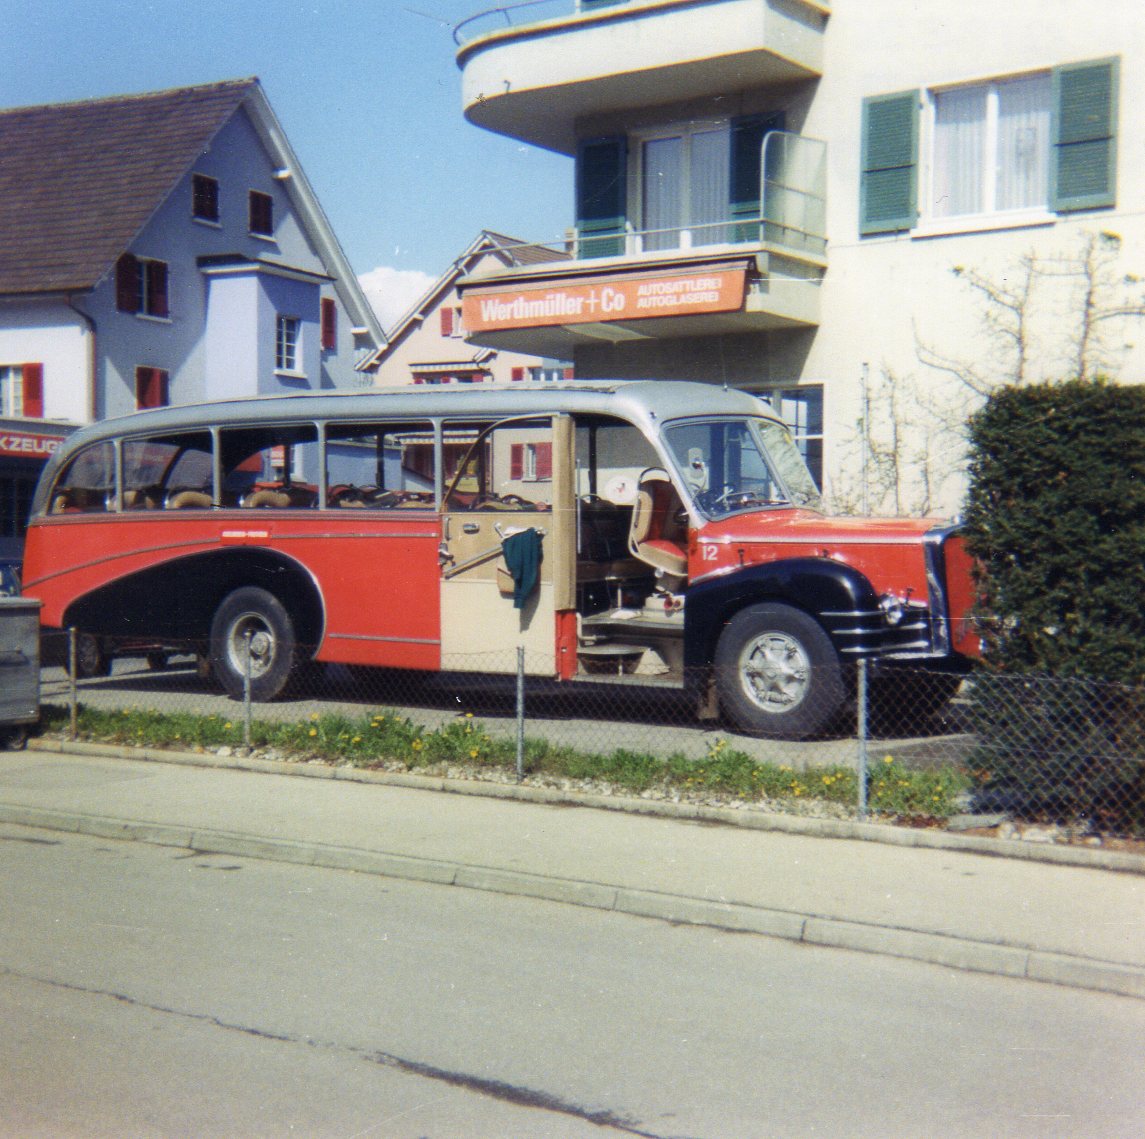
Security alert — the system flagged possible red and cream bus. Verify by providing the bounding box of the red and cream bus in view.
[22,381,979,738]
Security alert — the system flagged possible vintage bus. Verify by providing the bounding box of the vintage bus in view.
[22,381,979,738]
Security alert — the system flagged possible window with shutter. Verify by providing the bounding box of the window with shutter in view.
[860,91,919,235]
[1051,57,1118,212]
[509,444,524,480]
[321,298,337,350]
[249,190,274,236]
[576,136,627,258]
[116,255,169,316]
[440,307,454,337]
[192,174,220,222]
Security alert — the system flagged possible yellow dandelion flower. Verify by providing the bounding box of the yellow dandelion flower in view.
[309,728,318,738]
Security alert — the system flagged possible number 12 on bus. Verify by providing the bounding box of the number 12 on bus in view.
[22,381,980,739]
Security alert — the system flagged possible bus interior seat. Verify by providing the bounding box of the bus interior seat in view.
[166,490,213,509]
[627,469,687,584]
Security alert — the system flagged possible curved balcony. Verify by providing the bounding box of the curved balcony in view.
[456,0,829,154]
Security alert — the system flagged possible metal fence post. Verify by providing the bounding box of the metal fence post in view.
[243,630,253,748]
[516,646,526,783]
[856,658,869,820]
[67,626,78,741]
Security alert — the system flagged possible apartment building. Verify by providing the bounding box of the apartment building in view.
[451,0,1142,511]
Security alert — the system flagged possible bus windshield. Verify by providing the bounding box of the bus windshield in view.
[662,416,822,519]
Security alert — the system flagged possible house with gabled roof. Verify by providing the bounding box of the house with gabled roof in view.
[0,77,384,544]
[361,231,571,386]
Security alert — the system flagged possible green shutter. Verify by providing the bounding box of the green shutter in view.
[729,112,785,243]
[1051,57,1118,212]
[860,91,918,235]
[576,136,627,259]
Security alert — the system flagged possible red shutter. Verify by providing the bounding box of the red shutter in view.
[116,254,141,312]
[321,298,337,350]
[510,367,525,382]
[509,444,523,480]
[135,367,169,410]
[440,307,454,336]
[563,367,575,380]
[148,261,169,318]
[22,363,44,418]
[536,442,553,480]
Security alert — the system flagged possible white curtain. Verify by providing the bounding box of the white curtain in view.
[690,128,729,246]
[996,74,1050,211]
[933,86,986,217]
[642,136,683,251]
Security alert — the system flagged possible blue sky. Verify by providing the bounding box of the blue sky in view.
[3,0,572,326]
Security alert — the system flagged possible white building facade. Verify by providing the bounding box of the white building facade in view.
[452,0,1143,512]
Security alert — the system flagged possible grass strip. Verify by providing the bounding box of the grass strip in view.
[39,704,971,821]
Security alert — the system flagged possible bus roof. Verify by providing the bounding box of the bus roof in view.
[45,380,780,456]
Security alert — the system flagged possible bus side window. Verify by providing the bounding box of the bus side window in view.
[444,419,553,512]
[50,441,114,514]
[325,422,435,508]
[220,425,320,508]
[122,432,214,510]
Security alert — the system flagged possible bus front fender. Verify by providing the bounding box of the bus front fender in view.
[684,558,880,672]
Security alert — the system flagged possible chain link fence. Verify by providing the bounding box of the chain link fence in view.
[31,629,1145,842]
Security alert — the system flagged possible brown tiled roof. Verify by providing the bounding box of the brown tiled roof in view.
[0,79,256,297]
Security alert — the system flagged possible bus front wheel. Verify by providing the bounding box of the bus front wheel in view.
[714,603,845,739]
[209,587,296,702]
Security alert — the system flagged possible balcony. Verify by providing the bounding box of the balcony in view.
[457,131,826,357]
[456,0,830,154]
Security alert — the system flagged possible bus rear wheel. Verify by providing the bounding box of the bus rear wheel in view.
[714,602,845,739]
[209,587,296,702]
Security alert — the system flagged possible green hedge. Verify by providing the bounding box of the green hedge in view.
[962,379,1145,828]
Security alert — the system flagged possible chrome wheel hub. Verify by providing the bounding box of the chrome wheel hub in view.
[739,632,810,713]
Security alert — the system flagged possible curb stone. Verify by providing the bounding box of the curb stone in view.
[1,798,1144,1002]
[24,736,1145,876]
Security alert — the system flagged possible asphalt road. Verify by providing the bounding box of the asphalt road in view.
[2,824,1143,1137]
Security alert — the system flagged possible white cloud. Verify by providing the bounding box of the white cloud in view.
[358,265,437,331]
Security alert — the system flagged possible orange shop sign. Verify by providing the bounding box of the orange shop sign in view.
[463,268,747,332]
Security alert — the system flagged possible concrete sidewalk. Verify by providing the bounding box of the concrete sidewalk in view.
[2,741,1143,1000]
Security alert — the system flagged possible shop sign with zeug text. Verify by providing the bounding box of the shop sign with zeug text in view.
[464,269,747,331]
[0,431,63,459]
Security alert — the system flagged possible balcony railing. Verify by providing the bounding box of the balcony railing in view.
[577,131,827,261]
[464,131,826,268]
[455,1,628,46]
[455,0,830,46]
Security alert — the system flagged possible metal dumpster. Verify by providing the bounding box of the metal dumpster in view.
[0,597,40,749]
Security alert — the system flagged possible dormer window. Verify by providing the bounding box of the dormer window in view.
[192,174,220,222]
[249,190,274,237]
